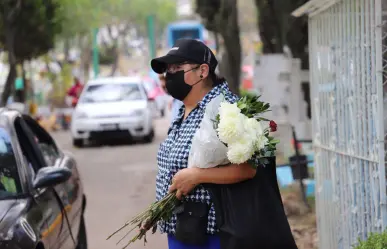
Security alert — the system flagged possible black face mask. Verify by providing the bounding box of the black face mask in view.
[165,68,201,101]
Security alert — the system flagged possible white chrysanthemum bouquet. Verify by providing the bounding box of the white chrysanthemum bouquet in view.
[188,93,279,170]
[107,93,279,248]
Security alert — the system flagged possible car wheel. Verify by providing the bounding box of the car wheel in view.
[73,138,84,148]
[76,216,87,249]
[144,129,155,143]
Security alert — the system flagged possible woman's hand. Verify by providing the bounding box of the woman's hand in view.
[169,168,201,200]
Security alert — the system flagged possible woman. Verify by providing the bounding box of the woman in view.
[151,39,257,249]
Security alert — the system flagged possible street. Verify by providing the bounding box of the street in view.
[52,117,170,249]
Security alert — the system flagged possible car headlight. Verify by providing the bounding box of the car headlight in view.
[19,218,36,242]
[0,218,37,244]
[73,111,88,119]
[0,225,14,241]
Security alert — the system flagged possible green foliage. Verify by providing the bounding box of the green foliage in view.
[0,0,63,61]
[354,231,387,249]
[239,89,257,99]
[237,94,271,121]
[59,0,177,39]
[59,0,103,38]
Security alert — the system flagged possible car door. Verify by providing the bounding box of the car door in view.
[15,116,82,249]
[22,115,84,243]
[13,116,69,249]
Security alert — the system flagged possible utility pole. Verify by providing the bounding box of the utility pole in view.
[147,15,156,59]
[92,28,100,78]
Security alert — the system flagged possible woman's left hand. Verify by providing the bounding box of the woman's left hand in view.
[169,168,201,199]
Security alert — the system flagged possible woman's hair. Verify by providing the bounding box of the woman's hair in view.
[188,61,225,87]
[209,70,225,87]
[158,74,166,81]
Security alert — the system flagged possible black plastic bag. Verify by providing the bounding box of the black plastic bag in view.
[205,157,298,249]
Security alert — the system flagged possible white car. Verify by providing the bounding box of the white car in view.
[71,76,155,147]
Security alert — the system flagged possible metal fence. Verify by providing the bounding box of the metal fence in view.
[306,0,387,248]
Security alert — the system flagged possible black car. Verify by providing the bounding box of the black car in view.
[0,109,87,249]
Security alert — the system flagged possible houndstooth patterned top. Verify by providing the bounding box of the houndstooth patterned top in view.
[156,82,239,235]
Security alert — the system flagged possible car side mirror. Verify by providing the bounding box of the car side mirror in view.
[33,167,72,189]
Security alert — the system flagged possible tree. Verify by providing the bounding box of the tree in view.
[97,0,177,75]
[0,0,63,106]
[58,0,177,77]
[254,0,309,69]
[196,0,242,95]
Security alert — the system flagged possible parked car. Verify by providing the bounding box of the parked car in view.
[0,109,87,249]
[142,76,168,117]
[71,76,155,147]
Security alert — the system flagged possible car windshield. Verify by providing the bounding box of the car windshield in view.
[0,125,23,199]
[79,83,144,103]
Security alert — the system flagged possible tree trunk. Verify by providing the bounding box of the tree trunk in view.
[79,35,92,82]
[254,0,309,69]
[195,0,242,94]
[1,63,16,107]
[28,60,34,103]
[109,45,119,76]
[255,0,284,54]
[1,23,17,107]
[214,31,220,54]
[64,38,70,61]
[218,0,241,95]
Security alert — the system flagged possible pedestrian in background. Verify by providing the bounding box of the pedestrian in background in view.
[67,77,83,107]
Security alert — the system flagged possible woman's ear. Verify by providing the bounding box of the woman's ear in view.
[200,64,210,79]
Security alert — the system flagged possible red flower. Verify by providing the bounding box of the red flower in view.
[269,120,277,132]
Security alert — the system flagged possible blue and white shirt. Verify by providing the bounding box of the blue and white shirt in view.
[156,82,238,235]
[170,99,183,125]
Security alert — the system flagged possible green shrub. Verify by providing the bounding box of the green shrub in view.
[354,231,387,249]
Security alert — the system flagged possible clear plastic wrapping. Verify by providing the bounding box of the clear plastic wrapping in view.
[188,95,230,168]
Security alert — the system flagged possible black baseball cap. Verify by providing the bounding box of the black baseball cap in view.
[151,38,218,74]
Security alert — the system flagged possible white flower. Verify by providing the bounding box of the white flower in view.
[255,135,269,150]
[217,114,244,144]
[218,102,241,119]
[243,117,264,140]
[227,135,256,164]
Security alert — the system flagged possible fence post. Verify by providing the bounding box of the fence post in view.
[292,126,310,211]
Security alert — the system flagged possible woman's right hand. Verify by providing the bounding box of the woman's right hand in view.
[175,189,184,200]
[169,168,201,199]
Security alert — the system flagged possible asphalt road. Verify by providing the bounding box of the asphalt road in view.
[52,117,171,249]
